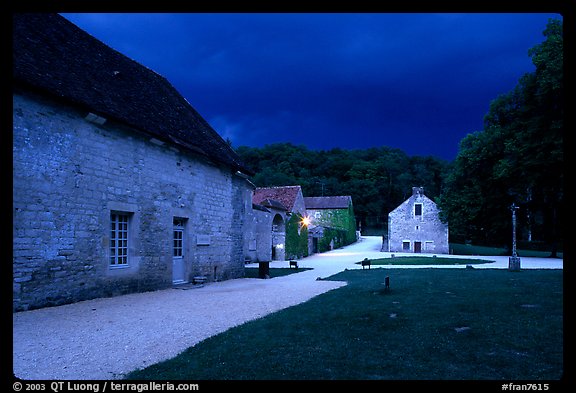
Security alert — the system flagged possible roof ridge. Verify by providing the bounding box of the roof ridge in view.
[255,185,301,189]
[13,13,252,175]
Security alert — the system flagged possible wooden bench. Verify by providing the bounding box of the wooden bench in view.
[361,258,371,269]
[289,260,299,269]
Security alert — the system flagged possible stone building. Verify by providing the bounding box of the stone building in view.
[304,196,357,253]
[253,186,307,217]
[243,192,288,263]
[386,187,449,254]
[12,14,254,311]
[249,186,307,261]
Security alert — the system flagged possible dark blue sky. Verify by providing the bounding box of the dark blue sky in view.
[61,13,561,161]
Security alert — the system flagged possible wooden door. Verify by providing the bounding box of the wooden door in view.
[414,241,422,253]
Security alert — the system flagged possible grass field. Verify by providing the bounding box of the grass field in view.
[356,256,493,266]
[126,268,563,380]
[450,243,563,258]
[244,267,312,278]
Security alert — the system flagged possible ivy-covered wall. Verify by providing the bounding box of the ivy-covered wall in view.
[310,203,357,247]
[317,227,347,253]
[285,213,309,259]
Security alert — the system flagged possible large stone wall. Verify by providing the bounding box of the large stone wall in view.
[13,91,248,311]
[244,200,287,263]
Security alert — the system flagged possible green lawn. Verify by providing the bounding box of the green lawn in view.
[356,256,493,266]
[450,243,563,258]
[126,269,563,380]
[244,267,312,278]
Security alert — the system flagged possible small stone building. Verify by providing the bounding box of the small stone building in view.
[304,196,357,253]
[243,192,289,263]
[12,14,254,311]
[249,186,307,261]
[387,187,449,254]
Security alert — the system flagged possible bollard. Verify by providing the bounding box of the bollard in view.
[258,261,270,279]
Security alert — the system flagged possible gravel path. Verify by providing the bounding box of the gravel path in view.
[12,273,346,380]
[12,236,562,380]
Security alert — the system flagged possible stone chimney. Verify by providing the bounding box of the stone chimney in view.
[412,186,424,196]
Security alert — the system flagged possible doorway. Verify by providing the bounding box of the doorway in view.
[172,218,187,284]
[271,214,285,261]
[312,237,319,254]
[414,241,422,253]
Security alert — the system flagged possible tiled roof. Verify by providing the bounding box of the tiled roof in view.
[13,13,252,175]
[258,198,288,211]
[304,196,352,209]
[253,186,302,212]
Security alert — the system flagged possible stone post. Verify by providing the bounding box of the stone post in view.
[509,203,521,271]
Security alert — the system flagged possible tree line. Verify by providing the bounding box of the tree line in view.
[237,143,449,233]
[235,19,563,254]
[438,18,563,255]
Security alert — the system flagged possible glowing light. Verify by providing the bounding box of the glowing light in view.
[301,216,311,227]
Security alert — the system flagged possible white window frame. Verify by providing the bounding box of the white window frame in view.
[402,240,411,251]
[414,203,423,217]
[173,218,185,258]
[110,212,130,267]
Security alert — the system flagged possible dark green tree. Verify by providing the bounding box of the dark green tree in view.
[439,19,563,254]
[236,142,448,235]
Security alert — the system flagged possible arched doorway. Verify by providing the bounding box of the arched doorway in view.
[271,213,285,261]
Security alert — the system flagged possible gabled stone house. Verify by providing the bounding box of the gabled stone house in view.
[12,13,254,311]
[386,187,449,254]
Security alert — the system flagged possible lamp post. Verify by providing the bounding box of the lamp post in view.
[509,203,521,271]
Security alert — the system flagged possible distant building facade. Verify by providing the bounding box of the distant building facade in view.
[243,191,289,263]
[304,196,357,253]
[246,186,307,261]
[387,187,449,254]
[13,14,253,311]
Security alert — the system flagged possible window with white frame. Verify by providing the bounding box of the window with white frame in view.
[110,213,129,266]
[414,203,423,217]
[173,218,185,257]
